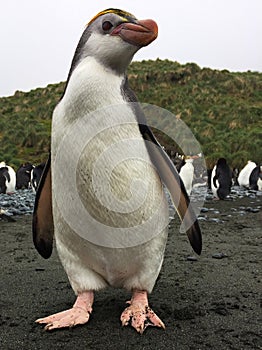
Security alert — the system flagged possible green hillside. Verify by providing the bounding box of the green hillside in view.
[0,59,261,169]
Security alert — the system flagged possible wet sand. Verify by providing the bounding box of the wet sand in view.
[1,196,261,350]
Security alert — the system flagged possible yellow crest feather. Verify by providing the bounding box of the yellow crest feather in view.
[87,8,136,26]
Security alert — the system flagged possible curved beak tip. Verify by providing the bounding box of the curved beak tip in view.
[112,18,158,47]
[141,19,158,38]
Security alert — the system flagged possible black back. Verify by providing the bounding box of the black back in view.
[32,163,46,191]
[214,158,232,199]
[249,165,261,190]
[0,167,9,194]
[16,163,34,189]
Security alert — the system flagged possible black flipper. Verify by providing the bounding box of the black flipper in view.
[32,153,54,259]
[140,124,202,255]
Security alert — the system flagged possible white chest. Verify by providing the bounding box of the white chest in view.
[49,57,169,292]
[58,57,125,118]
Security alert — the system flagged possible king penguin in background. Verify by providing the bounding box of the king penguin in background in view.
[33,9,202,334]
[211,158,232,199]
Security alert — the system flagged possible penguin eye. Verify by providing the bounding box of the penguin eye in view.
[102,21,113,32]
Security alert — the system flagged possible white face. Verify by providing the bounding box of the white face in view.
[71,12,140,75]
[82,31,139,74]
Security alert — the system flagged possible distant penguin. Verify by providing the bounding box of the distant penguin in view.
[238,161,256,188]
[249,165,262,191]
[179,158,194,195]
[232,168,239,186]
[0,162,16,194]
[175,155,185,173]
[211,158,232,199]
[31,162,45,193]
[16,163,34,189]
[207,169,212,189]
[0,167,9,193]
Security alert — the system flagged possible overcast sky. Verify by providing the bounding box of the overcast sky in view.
[0,0,261,97]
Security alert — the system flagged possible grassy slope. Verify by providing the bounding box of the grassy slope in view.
[0,59,261,169]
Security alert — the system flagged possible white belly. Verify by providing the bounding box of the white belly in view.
[179,163,194,195]
[51,123,169,293]
[238,162,256,187]
[258,178,262,191]
[211,166,219,197]
[51,57,169,293]
[6,166,16,193]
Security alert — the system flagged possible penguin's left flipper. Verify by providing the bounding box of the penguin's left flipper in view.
[141,125,202,255]
[32,153,54,259]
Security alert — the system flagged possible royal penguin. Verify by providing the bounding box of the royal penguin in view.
[16,163,34,190]
[31,162,45,193]
[238,160,257,188]
[33,8,202,334]
[0,161,16,194]
[211,158,232,199]
[178,157,194,196]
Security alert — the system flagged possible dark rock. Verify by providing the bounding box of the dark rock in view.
[197,216,207,221]
[186,256,198,262]
[205,194,213,200]
[209,218,223,223]
[0,213,16,222]
[212,252,228,259]
[9,208,23,215]
[245,207,259,213]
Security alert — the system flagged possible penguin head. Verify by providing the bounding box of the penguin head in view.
[217,158,227,166]
[69,9,158,75]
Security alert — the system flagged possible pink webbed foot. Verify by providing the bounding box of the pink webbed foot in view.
[121,290,165,334]
[36,291,94,331]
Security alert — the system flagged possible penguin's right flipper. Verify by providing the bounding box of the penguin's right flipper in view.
[32,153,54,259]
[140,125,202,255]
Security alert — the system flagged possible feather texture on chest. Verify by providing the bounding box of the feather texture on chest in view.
[57,57,126,122]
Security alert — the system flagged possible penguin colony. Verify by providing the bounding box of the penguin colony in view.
[0,161,45,194]
[1,158,259,197]
[1,158,260,197]
[209,159,262,199]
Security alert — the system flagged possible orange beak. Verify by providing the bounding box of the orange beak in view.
[111,19,158,47]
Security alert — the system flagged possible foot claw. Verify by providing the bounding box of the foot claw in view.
[35,307,91,330]
[35,291,94,331]
[121,291,165,334]
[121,304,165,334]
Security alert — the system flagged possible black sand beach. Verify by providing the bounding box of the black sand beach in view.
[1,195,261,350]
